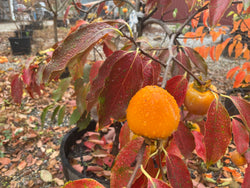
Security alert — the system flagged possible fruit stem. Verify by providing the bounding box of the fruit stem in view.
[127,140,147,188]
[157,140,167,182]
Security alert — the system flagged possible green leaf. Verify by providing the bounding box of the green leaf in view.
[51,105,60,123]
[41,105,53,128]
[173,8,178,18]
[58,105,66,125]
[69,109,81,125]
[52,77,71,102]
[77,112,91,131]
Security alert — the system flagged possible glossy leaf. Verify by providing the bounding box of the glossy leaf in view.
[232,118,249,154]
[43,22,114,82]
[63,178,105,188]
[229,96,250,129]
[167,138,183,158]
[22,67,32,85]
[11,74,23,104]
[242,165,250,188]
[110,137,150,188]
[209,0,232,27]
[184,47,207,75]
[204,100,231,167]
[141,56,161,87]
[166,75,188,107]
[192,131,206,161]
[166,154,193,188]
[98,51,143,127]
[86,51,127,111]
[173,122,195,159]
[147,178,171,188]
[145,0,172,16]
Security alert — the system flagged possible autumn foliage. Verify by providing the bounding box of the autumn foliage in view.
[10,0,250,187]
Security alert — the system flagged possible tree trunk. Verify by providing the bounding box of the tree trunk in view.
[53,14,58,43]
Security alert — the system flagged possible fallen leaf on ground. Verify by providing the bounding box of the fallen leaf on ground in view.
[40,169,53,182]
[0,157,11,165]
[17,161,27,171]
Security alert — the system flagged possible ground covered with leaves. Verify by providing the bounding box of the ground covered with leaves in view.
[0,23,247,188]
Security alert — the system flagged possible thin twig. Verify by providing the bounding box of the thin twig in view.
[127,140,147,188]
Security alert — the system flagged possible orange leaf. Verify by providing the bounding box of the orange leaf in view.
[210,30,221,42]
[234,70,246,88]
[245,74,250,83]
[0,158,11,165]
[228,41,236,57]
[241,18,250,32]
[18,161,27,171]
[191,12,201,28]
[226,66,240,79]
[195,26,204,37]
[232,20,241,33]
[203,9,209,27]
[210,46,215,61]
[243,48,250,60]
[200,32,206,43]
[215,44,223,61]
[235,42,243,58]
[184,32,195,44]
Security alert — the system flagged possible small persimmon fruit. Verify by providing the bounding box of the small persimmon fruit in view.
[184,82,217,115]
[103,5,108,10]
[231,150,247,166]
[127,85,180,139]
[122,7,128,13]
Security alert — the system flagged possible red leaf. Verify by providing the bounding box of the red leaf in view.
[173,122,195,159]
[209,0,232,27]
[43,22,114,82]
[22,67,32,85]
[165,154,193,188]
[141,55,161,87]
[172,51,192,77]
[97,2,105,16]
[242,165,250,188]
[204,100,231,167]
[192,131,206,161]
[167,138,183,158]
[145,0,172,16]
[119,122,131,149]
[245,151,250,164]
[103,41,114,58]
[230,96,250,129]
[184,47,207,75]
[63,178,105,188]
[11,74,23,104]
[86,51,127,111]
[147,178,171,188]
[166,75,188,107]
[89,60,103,84]
[98,51,143,127]
[64,5,73,24]
[110,137,150,188]
[232,118,249,155]
[226,66,240,79]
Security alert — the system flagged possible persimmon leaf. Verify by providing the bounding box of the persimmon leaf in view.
[204,100,231,167]
[110,137,150,188]
[119,122,131,149]
[43,22,114,82]
[89,60,103,84]
[173,122,195,159]
[98,51,143,127]
[63,178,105,188]
[184,47,207,75]
[242,165,250,188]
[86,50,127,111]
[172,51,192,77]
[229,96,250,129]
[11,74,23,104]
[209,0,232,27]
[192,131,206,161]
[232,118,249,155]
[166,154,193,188]
[166,75,188,107]
[233,70,246,88]
[185,0,197,11]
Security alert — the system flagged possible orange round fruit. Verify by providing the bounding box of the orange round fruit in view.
[103,5,108,10]
[113,0,125,7]
[122,7,128,13]
[126,85,180,139]
[231,150,247,166]
[184,82,217,115]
